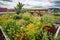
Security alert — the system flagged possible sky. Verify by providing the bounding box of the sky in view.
[0,0,60,9]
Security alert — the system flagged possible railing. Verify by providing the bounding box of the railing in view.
[54,20,60,38]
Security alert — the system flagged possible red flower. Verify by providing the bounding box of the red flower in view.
[43,26,56,34]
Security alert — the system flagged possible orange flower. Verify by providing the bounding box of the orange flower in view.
[13,33,24,40]
[15,33,20,37]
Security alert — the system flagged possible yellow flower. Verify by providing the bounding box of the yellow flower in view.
[26,23,35,33]
[0,16,10,23]
[36,22,42,26]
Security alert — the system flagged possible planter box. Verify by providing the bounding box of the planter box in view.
[0,26,10,40]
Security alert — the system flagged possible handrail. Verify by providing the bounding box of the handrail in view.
[54,25,60,38]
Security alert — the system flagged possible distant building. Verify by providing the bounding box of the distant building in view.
[0,8,7,12]
[27,8,48,12]
[0,8,14,12]
[0,8,14,14]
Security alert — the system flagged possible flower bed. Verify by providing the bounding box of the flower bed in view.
[0,12,60,40]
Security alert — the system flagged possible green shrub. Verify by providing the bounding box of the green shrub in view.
[12,14,22,20]
[15,2,24,14]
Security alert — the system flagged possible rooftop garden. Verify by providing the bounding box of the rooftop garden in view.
[0,2,60,40]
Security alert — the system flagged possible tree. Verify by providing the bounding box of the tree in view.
[14,2,24,14]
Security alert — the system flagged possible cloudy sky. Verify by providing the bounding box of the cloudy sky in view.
[0,0,60,9]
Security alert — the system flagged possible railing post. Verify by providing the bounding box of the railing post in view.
[54,25,60,38]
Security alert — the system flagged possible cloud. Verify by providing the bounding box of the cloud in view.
[22,0,55,8]
[0,0,60,9]
[0,0,19,9]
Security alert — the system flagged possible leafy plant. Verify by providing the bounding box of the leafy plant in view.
[15,2,24,14]
[12,14,22,20]
[1,19,21,40]
[21,12,32,20]
[40,14,54,26]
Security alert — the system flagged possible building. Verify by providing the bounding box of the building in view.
[0,8,7,12]
[0,8,14,14]
[27,8,48,12]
